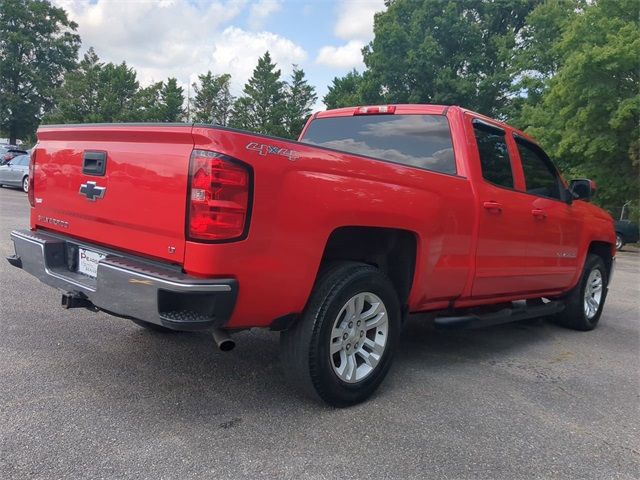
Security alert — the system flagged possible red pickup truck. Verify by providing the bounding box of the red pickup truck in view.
[7,104,615,406]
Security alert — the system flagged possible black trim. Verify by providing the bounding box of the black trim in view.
[185,150,254,244]
[82,151,107,176]
[6,254,22,268]
[269,313,299,331]
[39,122,191,129]
[434,300,565,330]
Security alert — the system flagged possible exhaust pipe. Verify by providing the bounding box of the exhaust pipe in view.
[211,328,235,352]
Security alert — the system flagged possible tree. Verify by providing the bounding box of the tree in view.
[521,0,639,217]
[134,81,164,121]
[361,0,538,116]
[191,72,233,125]
[159,78,184,122]
[284,66,317,139]
[0,0,80,143]
[323,70,364,109]
[44,47,103,123]
[95,62,139,122]
[230,51,287,137]
[508,0,584,123]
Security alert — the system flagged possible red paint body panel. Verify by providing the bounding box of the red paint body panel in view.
[31,105,616,329]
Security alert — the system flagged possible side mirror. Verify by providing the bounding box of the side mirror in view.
[570,179,596,201]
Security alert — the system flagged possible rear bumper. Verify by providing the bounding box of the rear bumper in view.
[7,229,238,331]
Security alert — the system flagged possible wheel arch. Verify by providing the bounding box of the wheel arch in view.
[318,226,418,305]
[587,240,614,277]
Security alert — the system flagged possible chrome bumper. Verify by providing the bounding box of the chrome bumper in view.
[7,229,237,330]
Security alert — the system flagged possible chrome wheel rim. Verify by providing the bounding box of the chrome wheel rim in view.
[615,235,622,250]
[583,269,603,320]
[330,292,388,383]
[23,177,28,193]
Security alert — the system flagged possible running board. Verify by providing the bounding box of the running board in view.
[434,300,564,330]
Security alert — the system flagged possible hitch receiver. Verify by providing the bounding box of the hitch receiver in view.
[61,292,94,309]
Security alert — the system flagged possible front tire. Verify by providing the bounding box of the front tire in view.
[615,234,624,251]
[22,176,29,193]
[280,262,401,407]
[554,254,608,331]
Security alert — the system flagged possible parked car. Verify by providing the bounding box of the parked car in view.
[1,148,28,165]
[0,154,30,192]
[7,104,616,406]
[614,219,639,250]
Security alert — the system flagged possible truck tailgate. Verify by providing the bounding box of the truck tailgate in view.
[32,125,194,263]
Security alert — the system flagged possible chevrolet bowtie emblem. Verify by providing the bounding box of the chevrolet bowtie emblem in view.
[79,181,106,201]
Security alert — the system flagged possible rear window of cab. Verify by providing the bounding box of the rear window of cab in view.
[300,114,456,175]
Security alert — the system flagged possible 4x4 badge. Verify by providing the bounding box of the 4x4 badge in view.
[79,181,106,201]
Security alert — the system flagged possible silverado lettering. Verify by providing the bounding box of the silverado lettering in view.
[7,104,616,406]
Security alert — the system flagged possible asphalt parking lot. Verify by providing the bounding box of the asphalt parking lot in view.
[0,186,638,479]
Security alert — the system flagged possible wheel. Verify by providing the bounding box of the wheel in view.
[554,254,608,331]
[130,318,176,333]
[22,176,29,193]
[280,262,401,407]
[615,233,624,251]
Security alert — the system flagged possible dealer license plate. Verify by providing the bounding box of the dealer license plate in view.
[78,248,106,278]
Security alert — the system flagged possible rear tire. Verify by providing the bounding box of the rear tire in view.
[554,253,608,331]
[130,318,177,333]
[280,262,401,407]
[615,233,624,251]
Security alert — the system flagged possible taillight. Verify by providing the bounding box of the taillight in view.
[187,149,251,241]
[354,105,396,115]
[28,149,36,207]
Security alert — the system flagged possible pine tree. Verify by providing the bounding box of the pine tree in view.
[230,51,287,137]
[45,47,103,123]
[191,72,234,125]
[135,81,164,121]
[160,78,184,122]
[97,62,139,122]
[284,66,317,139]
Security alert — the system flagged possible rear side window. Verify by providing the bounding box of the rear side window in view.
[472,120,514,188]
[13,155,28,166]
[301,114,456,175]
[516,137,562,200]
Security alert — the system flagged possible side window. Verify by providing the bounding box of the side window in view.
[472,120,514,188]
[515,137,562,200]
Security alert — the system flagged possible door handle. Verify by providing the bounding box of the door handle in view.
[532,209,547,219]
[483,201,503,213]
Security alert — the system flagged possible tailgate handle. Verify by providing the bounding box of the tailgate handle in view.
[82,151,107,176]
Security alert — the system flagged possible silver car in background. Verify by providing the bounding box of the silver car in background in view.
[0,154,30,192]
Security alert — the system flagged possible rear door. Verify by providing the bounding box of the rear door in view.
[470,119,536,297]
[33,125,194,263]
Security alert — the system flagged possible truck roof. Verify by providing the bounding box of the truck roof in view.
[314,104,537,144]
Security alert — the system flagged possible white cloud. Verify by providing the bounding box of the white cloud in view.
[315,0,385,71]
[333,0,385,41]
[316,40,365,69]
[52,0,306,97]
[210,27,307,94]
[247,0,282,31]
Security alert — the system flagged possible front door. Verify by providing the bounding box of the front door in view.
[511,135,581,291]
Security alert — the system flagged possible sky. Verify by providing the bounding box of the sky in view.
[52,0,387,110]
